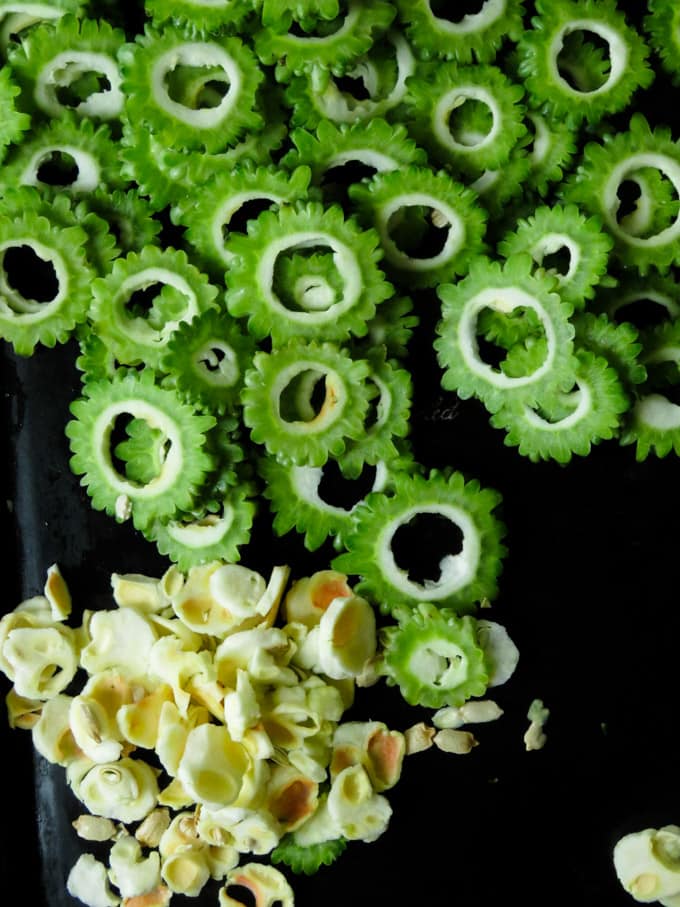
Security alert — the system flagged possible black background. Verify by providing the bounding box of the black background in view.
[3,1,680,906]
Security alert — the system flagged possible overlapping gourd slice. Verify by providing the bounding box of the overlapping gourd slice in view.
[119,23,265,154]
[0,63,29,156]
[66,369,217,531]
[284,26,416,128]
[434,253,577,414]
[516,0,654,126]
[560,113,680,274]
[0,112,127,196]
[225,200,393,345]
[88,245,220,370]
[332,468,507,615]
[402,60,528,178]
[0,185,98,354]
[242,339,372,467]
[253,0,396,83]
[144,0,252,36]
[393,0,525,64]
[7,12,126,121]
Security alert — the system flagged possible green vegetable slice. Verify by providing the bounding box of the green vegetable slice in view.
[516,0,654,126]
[402,60,528,176]
[143,483,256,569]
[434,254,577,414]
[560,113,680,274]
[522,109,579,199]
[258,444,412,552]
[332,469,507,615]
[119,24,265,153]
[171,161,312,280]
[0,112,127,195]
[381,603,489,709]
[253,0,396,83]
[66,370,216,531]
[7,13,126,120]
[0,190,97,355]
[280,116,428,194]
[394,0,525,64]
[497,203,615,311]
[339,348,412,478]
[271,833,347,876]
[489,347,630,464]
[159,307,256,415]
[144,0,252,36]
[224,200,393,345]
[355,293,419,361]
[572,310,647,392]
[242,339,372,467]
[348,165,487,289]
[89,245,219,369]
[285,27,416,128]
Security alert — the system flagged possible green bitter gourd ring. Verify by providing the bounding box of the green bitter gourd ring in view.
[89,245,219,370]
[170,162,312,280]
[224,201,393,345]
[332,469,507,615]
[434,254,577,414]
[159,307,256,415]
[393,0,525,65]
[119,25,265,153]
[497,203,615,311]
[381,603,490,709]
[241,339,372,467]
[66,371,216,531]
[348,165,487,290]
[516,0,654,126]
[561,113,680,275]
[0,203,96,355]
[7,13,126,120]
[489,347,630,464]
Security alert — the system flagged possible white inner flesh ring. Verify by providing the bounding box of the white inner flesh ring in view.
[549,20,629,96]
[95,399,183,498]
[458,286,557,389]
[603,152,680,247]
[271,360,348,435]
[434,86,502,153]
[113,267,200,344]
[379,192,466,271]
[153,43,242,128]
[36,51,124,119]
[378,504,480,601]
[0,239,67,319]
[258,231,361,322]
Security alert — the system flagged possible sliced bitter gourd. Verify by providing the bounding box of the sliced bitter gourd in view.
[7,13,126,120]
[434,254,577,413]
[348,165,487,290]
[516,0,654,126]
[393,0,525,64]
[332,468,507,615]
[241,339,372,467]
[159,307,256,415]
[88,245,219,369]
[119,24,265,153]
[224,200,393,345]
[489,347,630,464]
[66,370,216,531]
[381,603,490,709]
[0,189,97,355]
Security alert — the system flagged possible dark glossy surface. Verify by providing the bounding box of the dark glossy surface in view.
[3,322,680,907]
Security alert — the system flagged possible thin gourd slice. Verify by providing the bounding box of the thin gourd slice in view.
[332,468,507,615]
[224,200,393,345]
[66,370,216,531]
[241,339,372,468]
